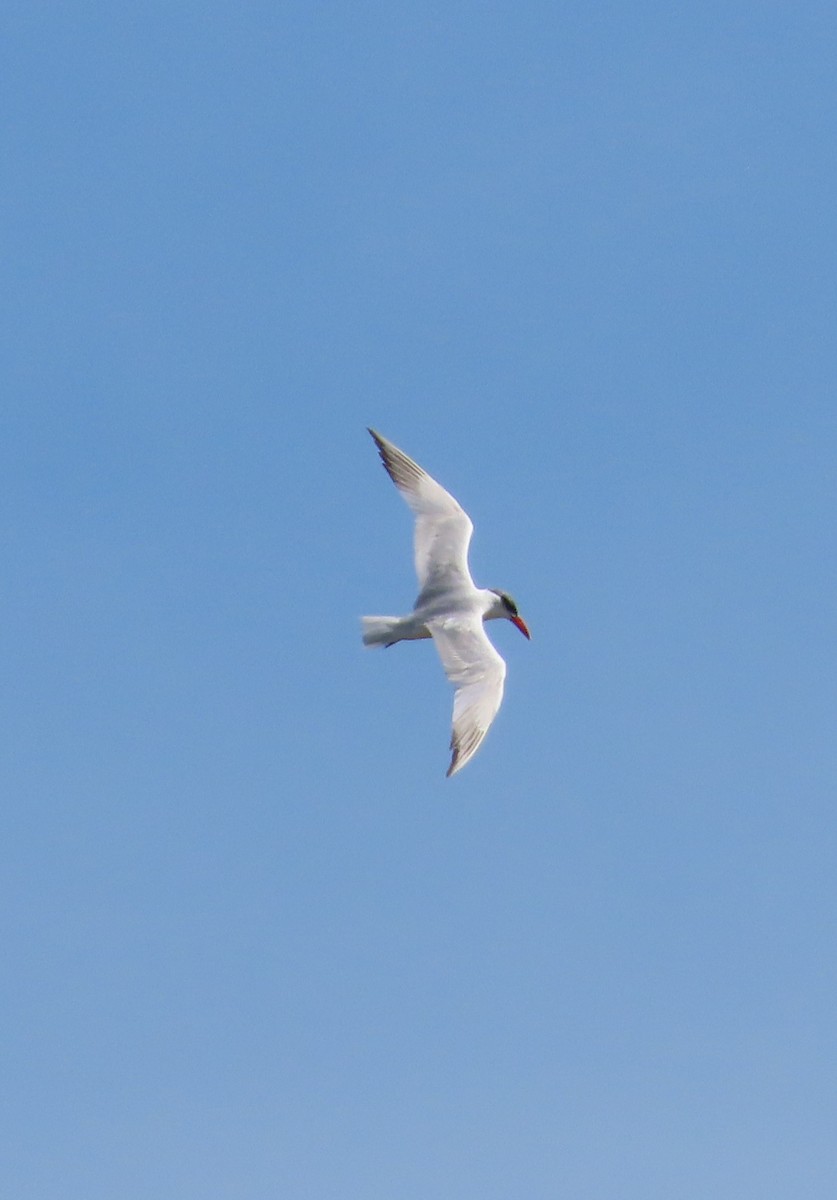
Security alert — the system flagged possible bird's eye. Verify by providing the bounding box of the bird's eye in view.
[504,595,518,616]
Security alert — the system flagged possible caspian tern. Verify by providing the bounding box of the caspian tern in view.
[362,428,530,777]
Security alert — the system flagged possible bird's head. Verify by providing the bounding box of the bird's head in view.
[488,589,531,639]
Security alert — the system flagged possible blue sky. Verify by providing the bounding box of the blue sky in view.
[3,2,837,1196]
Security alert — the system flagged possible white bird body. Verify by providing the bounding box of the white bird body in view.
[362,429,530,777]
[362,588,512,645]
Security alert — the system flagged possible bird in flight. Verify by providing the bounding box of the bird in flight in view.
[362,428,530,777]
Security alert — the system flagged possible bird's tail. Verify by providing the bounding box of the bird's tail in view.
[361,616,402,647]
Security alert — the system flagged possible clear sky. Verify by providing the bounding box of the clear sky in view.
[3,3,836,1197]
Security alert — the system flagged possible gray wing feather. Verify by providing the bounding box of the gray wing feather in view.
[427,614,507,777]
[368,429,475,595]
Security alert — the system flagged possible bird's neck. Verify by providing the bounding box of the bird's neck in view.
[479,589,505,621]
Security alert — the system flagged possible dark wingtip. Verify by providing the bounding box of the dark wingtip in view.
[367,428,424,493]
[367,428,390,467]
[446,735,459,778]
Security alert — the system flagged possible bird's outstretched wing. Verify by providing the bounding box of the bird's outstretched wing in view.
[368,428,475,598]
[427,613,507,777]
